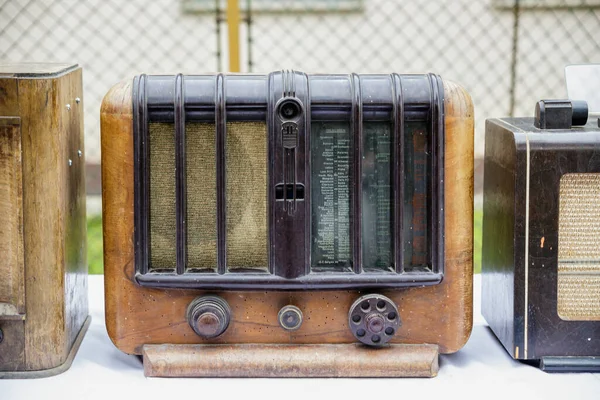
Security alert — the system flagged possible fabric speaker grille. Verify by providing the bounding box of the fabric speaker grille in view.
[557,173,600,321]
[148,122,267,272]
[226,122,268,271]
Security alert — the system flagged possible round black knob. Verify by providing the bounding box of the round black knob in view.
[277,98,302,121]
[571,100,589,126]
[278,305,303,331]
[348,294,401,347]
[187,296,231,339]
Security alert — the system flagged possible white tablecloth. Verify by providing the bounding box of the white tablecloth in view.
[2,275,599,399]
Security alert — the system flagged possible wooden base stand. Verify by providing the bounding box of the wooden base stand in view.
[142,343,439,378]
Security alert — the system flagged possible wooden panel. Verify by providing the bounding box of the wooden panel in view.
[61,68,88,351]
[18,76,68,370]
[0,65,87,373]
[0,320,25,371]
[0,63,77,77]
[18,68,87,370]
[103,79,473,355]
[481,120,518,358]
[0,117,24,317]
[143,343,439,378]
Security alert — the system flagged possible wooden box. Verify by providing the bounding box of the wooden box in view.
[0,63,89,378]
[101,72,473,377]
[482,101,600,372]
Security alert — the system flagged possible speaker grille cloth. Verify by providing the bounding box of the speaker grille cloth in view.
[226,122,268,270]
[149,122,176,270]
[149,122,266,271]
[186,123,217,271]
[557,173,600,320]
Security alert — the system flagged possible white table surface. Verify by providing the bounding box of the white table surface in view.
[2,275,599,400]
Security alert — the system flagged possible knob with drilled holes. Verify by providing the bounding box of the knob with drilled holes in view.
[348,294,401,347]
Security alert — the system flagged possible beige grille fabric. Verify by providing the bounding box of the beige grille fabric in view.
[148,122,267,272]
[186,123,217,271]
[226,122,268,270]
[557,173,600,320]
[149,122,176,270]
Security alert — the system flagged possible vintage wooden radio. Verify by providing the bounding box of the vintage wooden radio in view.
[482,100,600,372]
[101,72,473,377]
[0,63,89,378]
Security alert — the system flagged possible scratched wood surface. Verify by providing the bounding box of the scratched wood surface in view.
[142,343,440,377]
[0,64,88,373]
[0,117,24,318]
[102,79,474,356]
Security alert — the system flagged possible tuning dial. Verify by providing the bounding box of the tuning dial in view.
[187,295,231,339]
[348,294,401,347]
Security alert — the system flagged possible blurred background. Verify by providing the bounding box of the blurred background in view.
[1,0,599,274]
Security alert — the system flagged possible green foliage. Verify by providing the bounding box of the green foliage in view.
[87,215,104,274]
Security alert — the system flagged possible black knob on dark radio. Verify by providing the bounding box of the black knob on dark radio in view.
[348,294,401,347]
[277,98,302,121]
[186,296,231,339]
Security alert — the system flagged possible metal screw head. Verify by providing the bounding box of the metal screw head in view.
[66,104,71,111]
[348,294,401,347]
[78,150,82,157]
[68,159,73,166]
[278,305,303,331]
[75,97,81,104]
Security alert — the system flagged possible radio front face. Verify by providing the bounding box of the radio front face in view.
[102,73,473,355]
[133,72,444,291]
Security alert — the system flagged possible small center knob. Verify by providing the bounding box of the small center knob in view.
[197,312,221,337]
[278,305,303,331]
[366,314,385,333]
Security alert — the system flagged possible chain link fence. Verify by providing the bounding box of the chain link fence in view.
[0,0,219,166]
[1,0,599,170]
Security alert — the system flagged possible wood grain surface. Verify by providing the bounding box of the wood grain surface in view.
[0,117,24,318]
[102,79,474,356]
[0,64,88,372]
[142,343,439,377]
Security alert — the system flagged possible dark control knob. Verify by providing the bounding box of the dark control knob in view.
[187,296,231,338]
[571,100,589,126]
[534,99,589,129]
[348,294,401,347]
[278,305,303,331]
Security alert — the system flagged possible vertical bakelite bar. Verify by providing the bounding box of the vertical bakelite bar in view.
[175,74,186,275]
[429,74,444,275]
[134,74,150,275]
[216,74,227,274]
[351,73,363,274]
[392,74,404,273]
[436,75,445,275]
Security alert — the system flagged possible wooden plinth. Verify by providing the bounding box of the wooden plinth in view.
[142,343,439,378]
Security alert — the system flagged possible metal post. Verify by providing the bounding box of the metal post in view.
[227,0,241,72]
